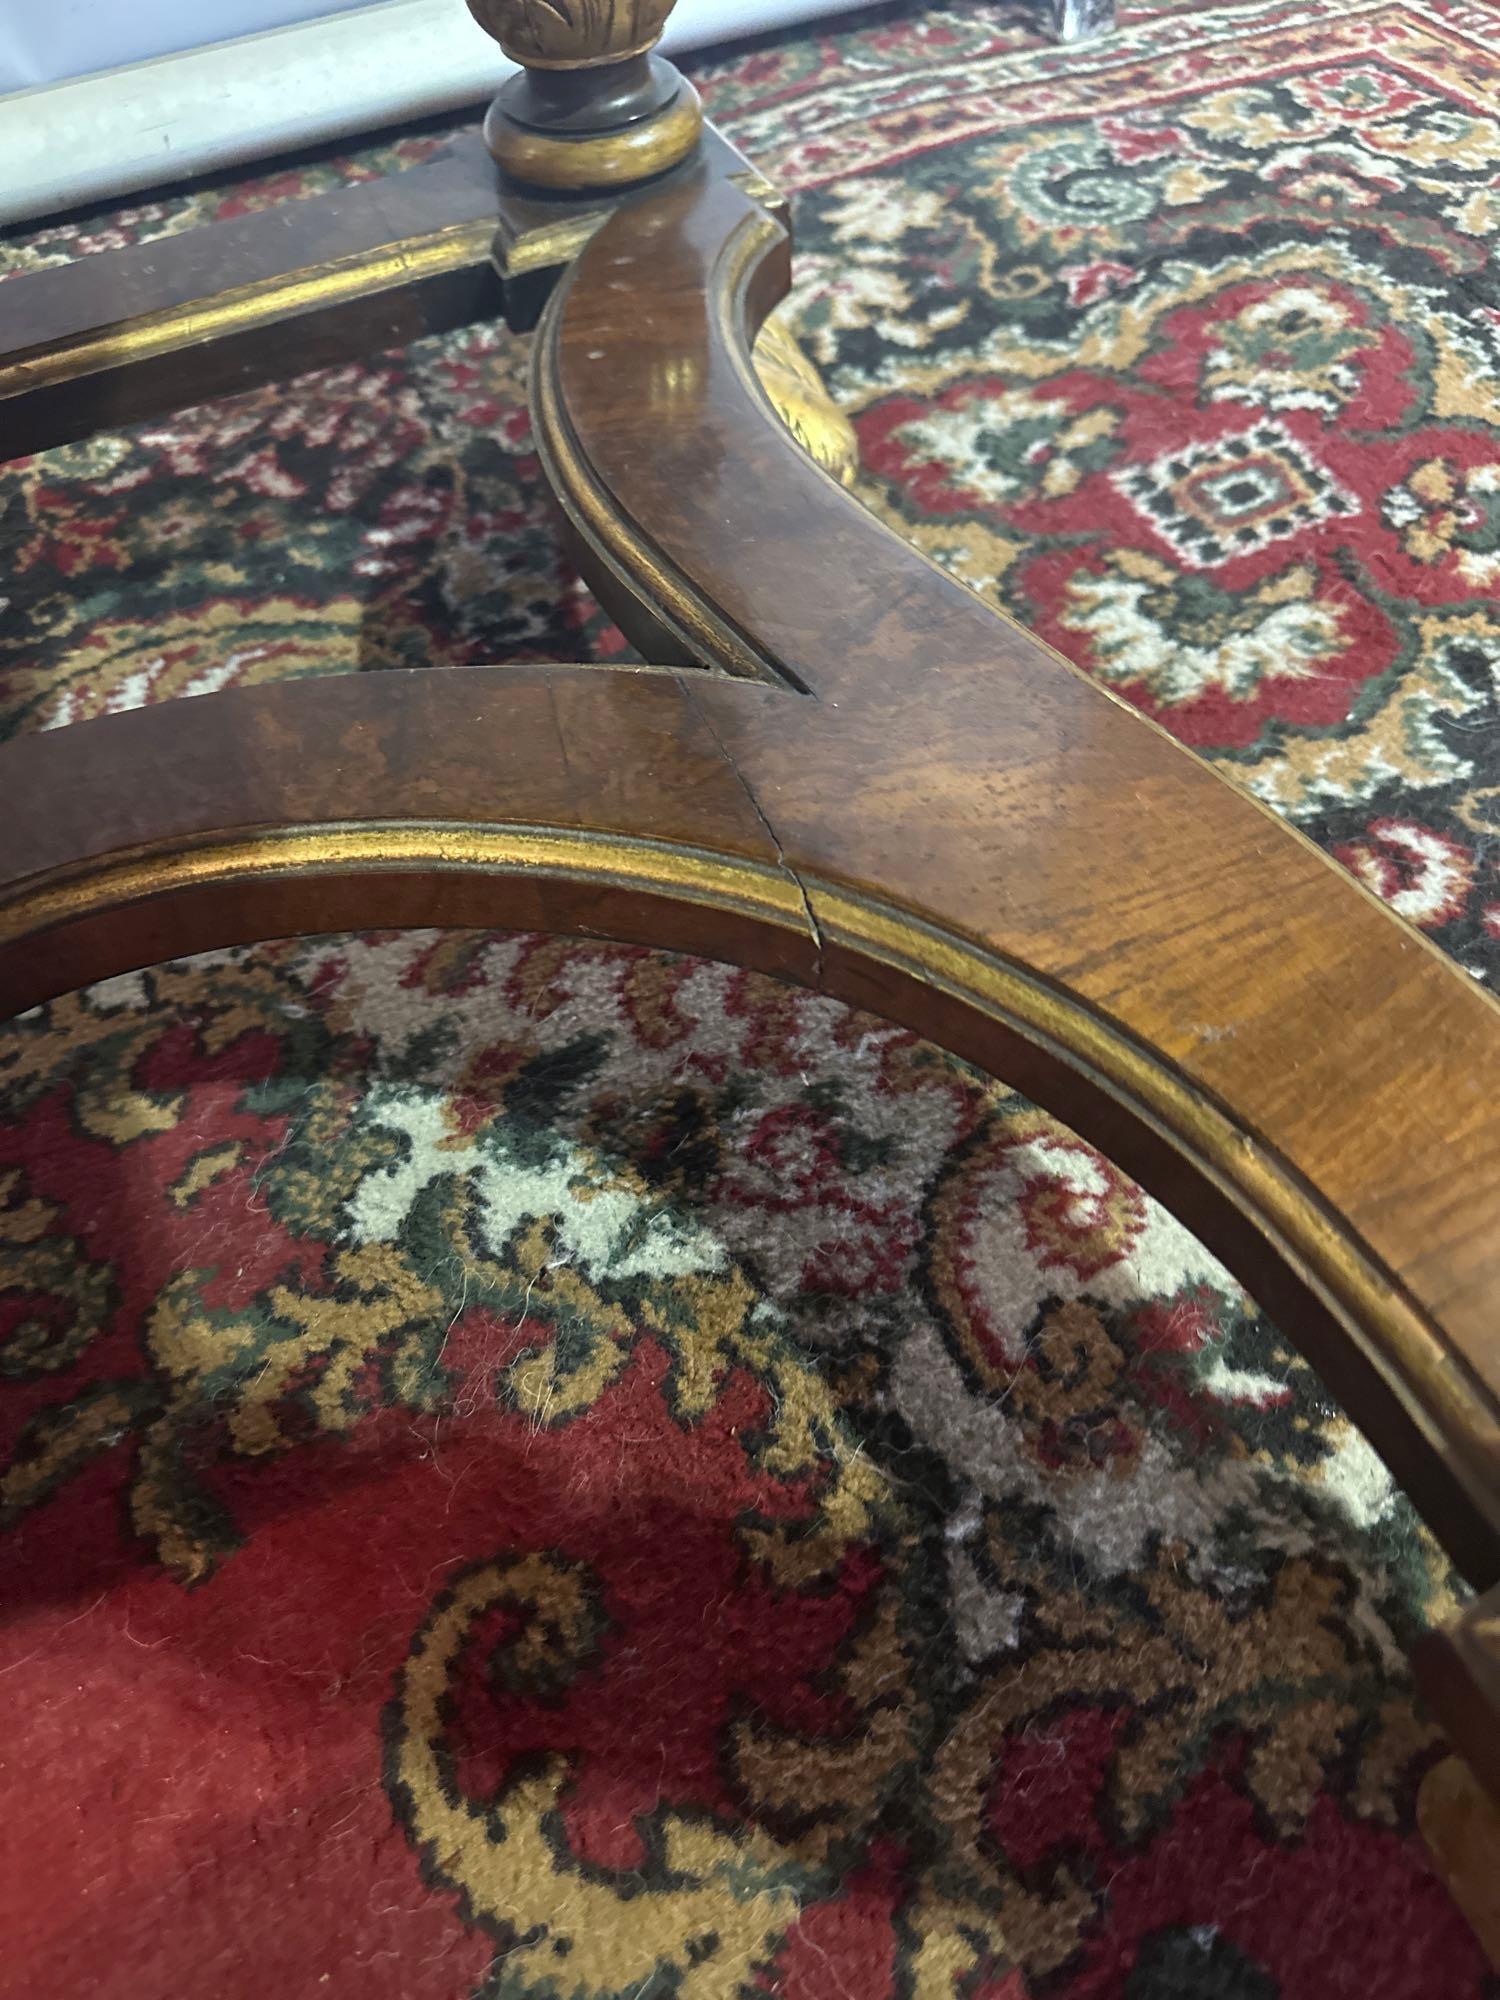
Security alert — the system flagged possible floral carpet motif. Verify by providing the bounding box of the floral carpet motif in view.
[2,3,1498,1997]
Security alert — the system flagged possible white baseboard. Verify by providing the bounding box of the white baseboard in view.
[0,0,862,229]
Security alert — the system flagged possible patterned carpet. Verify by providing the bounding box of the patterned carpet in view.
[2,2,1499,1995]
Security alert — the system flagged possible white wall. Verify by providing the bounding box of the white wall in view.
[0,0,865,226]
[0,0,372,91]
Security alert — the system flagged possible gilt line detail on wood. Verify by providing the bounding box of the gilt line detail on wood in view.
[3,0,1500,1985]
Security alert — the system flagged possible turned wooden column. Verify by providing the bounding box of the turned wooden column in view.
[468,0,703,191]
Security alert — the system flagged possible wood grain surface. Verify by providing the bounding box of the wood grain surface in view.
[0,137,505,460]
[539,169,1500,1584]
[2,147,1498,1781]
[1418,1588,1500,1807]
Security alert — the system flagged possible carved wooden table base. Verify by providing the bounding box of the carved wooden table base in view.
[0,0,1497,1832]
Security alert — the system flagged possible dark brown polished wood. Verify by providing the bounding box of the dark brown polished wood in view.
[0,126,779,456]
[1418,1587,1500,1807]
[540,169,1500,1569]
[2,143,1498,1791]
[0,137,508,460]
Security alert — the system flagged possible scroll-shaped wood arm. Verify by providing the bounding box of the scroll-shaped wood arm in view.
[1,162,1498,1780]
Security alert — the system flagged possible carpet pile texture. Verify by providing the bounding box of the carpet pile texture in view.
[3,1,1499,1994]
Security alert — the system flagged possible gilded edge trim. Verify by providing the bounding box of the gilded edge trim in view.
[529,173,1500,1559]
[812,884,1500,1554]
[531,199,795,685]
[496,209,612,281]
[0,823,806,943]
[3,814,1496,1558]
[0,218,499,399]
[485,84,703,193]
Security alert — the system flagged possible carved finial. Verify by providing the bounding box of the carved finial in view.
[467,0,702,193]
[468,0,678,69]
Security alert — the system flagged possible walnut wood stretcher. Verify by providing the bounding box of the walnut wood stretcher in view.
[1,28,1498,1831]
